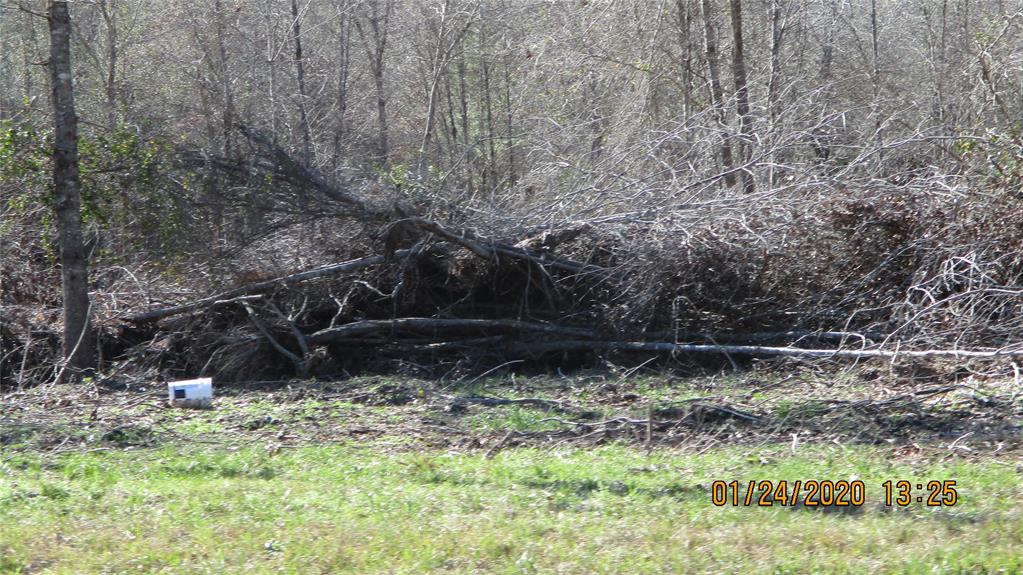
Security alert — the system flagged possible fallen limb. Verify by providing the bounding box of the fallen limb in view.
[127,250,412,323]
[820,385,961,411]
[509,340,1023,359]
[310,317,601,344]
[126,217,607,325]
[485,431,517,459]
[241,301,307,377]
[236,125,382,215]
[514,222,591,251]
[642,330,885,345]
[403,217,615,279]
[446,395,580,413]
[127,215,611,326]
[536,402,763,428]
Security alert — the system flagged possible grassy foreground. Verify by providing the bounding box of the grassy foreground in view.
[2,441,1022,574]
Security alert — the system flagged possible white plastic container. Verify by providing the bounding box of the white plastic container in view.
[167,377,213,409]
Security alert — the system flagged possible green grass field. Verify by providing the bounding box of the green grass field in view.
[3,372,1022,574]
[3,443,1022,574]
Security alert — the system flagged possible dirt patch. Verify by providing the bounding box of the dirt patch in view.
[3,366,1022,458]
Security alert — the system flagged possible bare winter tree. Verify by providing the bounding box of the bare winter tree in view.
[416,0,476,175]
[728,0,753,194]
[354,0,394,164]
[699,0,736,187]
[290,0,312,164]
[331,0,354,170]
[47,0,94,381]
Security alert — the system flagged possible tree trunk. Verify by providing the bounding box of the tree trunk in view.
[766,0,786,183]
[0,5,10,120]
[441,62,457,165]
[503,42,515,186]
[812,0,838,163]
[290,0,312,164]
[99,0,118,130]
[355,0,393,164]
[48,0,95,381]
[767,0,783,125]
[23,8,38,115]
[675,0,695,120]
[728,0,754,194]
[478,10,497,193]
[936,0,948,151]
[870,0,883,160]
[419,0,451,162]
[263,1,279,147]
[213,0,234,157]
[332,3,353,171]
[457,53,472,189]
[699,0,736,187]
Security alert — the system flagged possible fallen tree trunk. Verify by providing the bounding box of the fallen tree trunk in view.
[128,250,412,323]
[402,218,614,279]
[509,340,1023,359]
[642,330,886,344]
[236,125,382,216]
[310,317,602,344]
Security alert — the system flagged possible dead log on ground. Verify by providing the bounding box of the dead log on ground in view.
[641,330,885,344]
[309,318,602,344]
[508,340,1023,359]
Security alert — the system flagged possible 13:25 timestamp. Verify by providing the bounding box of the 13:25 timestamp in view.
[883,480,957,506]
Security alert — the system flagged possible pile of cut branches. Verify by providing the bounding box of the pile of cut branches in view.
[117,211,1023,382]
[8,126,1023,387]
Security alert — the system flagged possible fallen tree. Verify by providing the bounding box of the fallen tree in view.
[504,340,1023,360]
[309,318,602,343]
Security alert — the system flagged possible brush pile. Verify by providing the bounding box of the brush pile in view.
[5,128,1023,386]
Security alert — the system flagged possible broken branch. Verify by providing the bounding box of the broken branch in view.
[128,250,412,323]
[309,318,601,344]
[509,340,1023,359]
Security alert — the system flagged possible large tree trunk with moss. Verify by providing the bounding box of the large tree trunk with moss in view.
[48,0,94,381]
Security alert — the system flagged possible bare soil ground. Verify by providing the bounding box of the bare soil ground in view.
[4,361,1022,459]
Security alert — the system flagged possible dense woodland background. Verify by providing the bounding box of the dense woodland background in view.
[3,0,1023,385]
